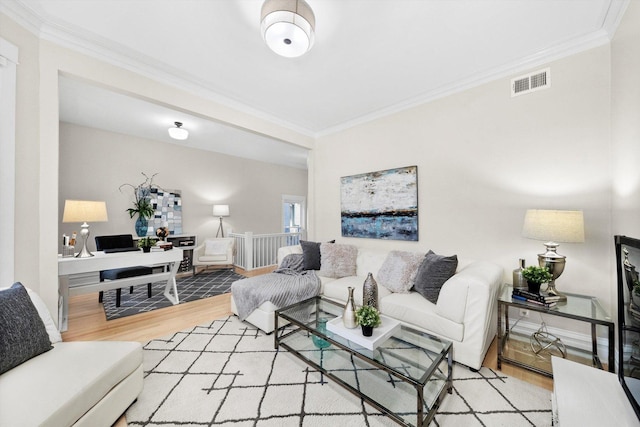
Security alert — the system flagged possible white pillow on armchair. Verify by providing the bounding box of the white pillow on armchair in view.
[205,239,231,256]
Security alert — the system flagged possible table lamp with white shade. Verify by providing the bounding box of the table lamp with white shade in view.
[522,209,585,300]
[62,200,108,257]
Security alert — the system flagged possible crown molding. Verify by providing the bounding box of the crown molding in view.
[601,0,630,37]
[1,0,317,139]
[0,0,45,35]
[3,0,630,140]
[316,8,626,138]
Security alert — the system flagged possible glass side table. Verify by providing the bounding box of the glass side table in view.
[497,285,614,378]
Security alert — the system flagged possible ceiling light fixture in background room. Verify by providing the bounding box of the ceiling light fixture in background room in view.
[213,204,230,237]
[522,209,585,301]
[168,122,188,140]
[62,200,109,258]
[261,0,315,58]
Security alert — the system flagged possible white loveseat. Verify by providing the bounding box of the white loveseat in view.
[0,286,143,427]
[231,244,503,370]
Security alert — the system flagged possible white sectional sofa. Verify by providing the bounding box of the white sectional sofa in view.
[0,285,143,427]
[231,244,503,370]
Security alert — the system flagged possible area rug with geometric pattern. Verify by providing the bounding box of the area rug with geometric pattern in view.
[126,316,553,426]
[102,270,244,321]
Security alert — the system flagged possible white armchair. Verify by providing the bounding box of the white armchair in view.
[192,237,235,275]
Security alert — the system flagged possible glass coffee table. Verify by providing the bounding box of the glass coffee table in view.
[275,296,452,427]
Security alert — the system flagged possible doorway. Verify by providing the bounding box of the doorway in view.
[282,195,306,238]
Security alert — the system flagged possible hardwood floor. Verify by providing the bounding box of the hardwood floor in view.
[62,265,552,426]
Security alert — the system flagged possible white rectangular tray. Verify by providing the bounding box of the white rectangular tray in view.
[326,315,401,351]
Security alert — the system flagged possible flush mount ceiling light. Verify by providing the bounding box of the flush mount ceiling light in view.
[261,0,315,58]
[168,122,188,140]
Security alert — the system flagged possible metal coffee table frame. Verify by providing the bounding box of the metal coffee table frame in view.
[275,296,452,427]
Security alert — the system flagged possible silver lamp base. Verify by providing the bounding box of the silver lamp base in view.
[75,222,94,258]
[538,241,567,301]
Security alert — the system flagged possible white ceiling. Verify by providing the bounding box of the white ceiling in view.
[1,0,628,169]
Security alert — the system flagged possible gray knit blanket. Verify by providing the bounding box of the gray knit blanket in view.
[231,269,321,321]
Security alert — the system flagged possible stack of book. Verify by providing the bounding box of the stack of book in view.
[151,242,173,252]
[512,288,560,307]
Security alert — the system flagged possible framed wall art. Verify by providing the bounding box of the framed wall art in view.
[148,187,183,235]
[341,166,418,241]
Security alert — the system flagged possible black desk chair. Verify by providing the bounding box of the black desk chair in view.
[95,234,153,307]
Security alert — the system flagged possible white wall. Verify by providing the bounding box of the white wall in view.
[612,1,640,237]
[611,2,640,314]
[1,10,314,321]
[3,5,639,332]
[58,122,308,250]
[312,46,612,330]
[0,14,42,293]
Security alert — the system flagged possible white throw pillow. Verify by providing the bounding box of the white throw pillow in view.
[376,250,425,293]
[205,240,229,256]
[319,243,357,278]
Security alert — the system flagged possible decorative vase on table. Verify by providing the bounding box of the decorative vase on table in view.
[363,272,379,309]
[135,216,149,237]
[311,318,331,349]
[512,259,526,289]
[342,287,358,329]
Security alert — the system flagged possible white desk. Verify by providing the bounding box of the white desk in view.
[58,249,183,331]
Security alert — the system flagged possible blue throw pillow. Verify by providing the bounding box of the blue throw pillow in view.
[0,282,53,374]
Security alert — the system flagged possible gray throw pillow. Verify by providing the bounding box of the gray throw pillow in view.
[0,282,53,374]
[300,240,335,270]
[413,250,458,303]
[300,240,322,270]
[319,243,357,278]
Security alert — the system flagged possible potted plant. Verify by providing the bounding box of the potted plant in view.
[120,172,161,237]
[137,237,157,253]
[521,265,553,294]
[355,305,381,337]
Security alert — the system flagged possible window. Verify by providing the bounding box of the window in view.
[282,195,306,236]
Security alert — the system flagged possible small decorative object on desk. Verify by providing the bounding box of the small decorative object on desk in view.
[156,226,169,241]
[512,258,526,289]
[363,272,379,309]
[138,237,158,253]
[342,286,358,329]
[355,305,381,337]
[62,245,75,257]
[311,317,331,349]
[521,265,552,294]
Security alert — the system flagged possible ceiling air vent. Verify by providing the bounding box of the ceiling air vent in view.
[511,68,550,97]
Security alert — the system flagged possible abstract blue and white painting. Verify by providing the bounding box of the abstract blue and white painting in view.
[341,166,418,241]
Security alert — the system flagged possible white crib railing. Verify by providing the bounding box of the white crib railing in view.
[231,232,301,271]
